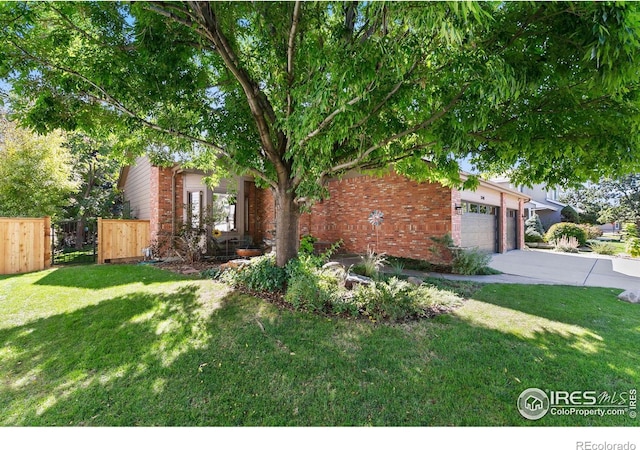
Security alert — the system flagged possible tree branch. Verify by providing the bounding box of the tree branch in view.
[323,83,470,177]
[286,1,301,116]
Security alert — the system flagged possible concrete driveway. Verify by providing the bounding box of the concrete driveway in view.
[489,249,640,290]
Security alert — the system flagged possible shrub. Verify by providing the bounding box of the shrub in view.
[578,224,603,240]
[588,241,616,255]
[285,266,342,312]
[626,237,640,257]
[623,223,639,239]
[450,247,492,275]
[353,277,463,322]
[552,235,580,253]
[525,229,545,243]
[525,214,545,234]
[545,222,587,247]
[224,254,287,292]
[561,205,580,223]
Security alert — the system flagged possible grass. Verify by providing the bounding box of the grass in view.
[0,265,638,426]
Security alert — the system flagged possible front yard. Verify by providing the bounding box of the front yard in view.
[0,265,637,426]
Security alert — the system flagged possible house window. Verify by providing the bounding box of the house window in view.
[212,193,236,232]
[188,191,203,229]
[462,201,498,215]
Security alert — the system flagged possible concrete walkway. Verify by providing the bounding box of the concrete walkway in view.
[487,249,640,290]
[334,249,640,290]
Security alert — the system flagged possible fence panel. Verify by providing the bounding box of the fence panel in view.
[0,217,51,275]
[97,219,150,264]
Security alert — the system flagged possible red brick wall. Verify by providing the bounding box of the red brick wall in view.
[300,172,454,261]
[150,166,182,253]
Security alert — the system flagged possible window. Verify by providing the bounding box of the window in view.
[187,191,203,229]
[212,193,236,232]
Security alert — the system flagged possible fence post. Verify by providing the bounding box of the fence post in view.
[43,216,51,269]
[97,217,103,264]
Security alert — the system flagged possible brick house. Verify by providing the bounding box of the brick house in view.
[118,156,529,261]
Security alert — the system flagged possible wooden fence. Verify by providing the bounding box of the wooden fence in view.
[0,217,51,275]
[97,219,150,264]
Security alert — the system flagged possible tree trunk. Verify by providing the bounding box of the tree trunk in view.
[274,187,300,267]
[75,218,85,250]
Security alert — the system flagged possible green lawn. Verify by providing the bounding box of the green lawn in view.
[0,265,637,426]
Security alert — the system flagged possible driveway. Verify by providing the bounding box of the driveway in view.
[489,249,640,290]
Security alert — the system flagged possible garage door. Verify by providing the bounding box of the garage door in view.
[461,211,497,252]
[506,209,518,251]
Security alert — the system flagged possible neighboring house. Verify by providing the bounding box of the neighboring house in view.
[491,176,567,229]
[118,157,529,261]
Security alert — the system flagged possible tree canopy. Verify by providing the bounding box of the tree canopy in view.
[561,175,640,226]
[0,112,78,218]
[1,1,640,264]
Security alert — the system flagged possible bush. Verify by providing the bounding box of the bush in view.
[588,241,616,255]
[525,214,545,234]
[623,223,639,239]
[626,237,640,257]
[285,265,342,312]
[525,229,545,243]
[224,254,287,292]
[561,205,580,223]
[353,277,463,322]
[545,222,588,247]
[578,224,603,240]
[451,247,492,275]
[552,235,580,253]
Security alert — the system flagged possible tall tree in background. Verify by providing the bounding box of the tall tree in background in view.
[63,132,123,248]
[0,113,78,218]
[562,175,640,226]
[1,2,640,265]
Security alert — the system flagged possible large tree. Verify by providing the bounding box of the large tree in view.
[561,175,640,226]
[0,112,78,218]
[2,1,640,265]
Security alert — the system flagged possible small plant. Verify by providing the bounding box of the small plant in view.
[299,234,317,256]
[626,237,640,257]
[588,241,616,255]
[525,229,545,243]
[389,259,405,276]
[200,267,222,279]
[545,222,588,247]
[353,246,387,278]
[552,235,580,253]
[450,247,492,275]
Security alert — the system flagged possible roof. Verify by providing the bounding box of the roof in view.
[460,172,531,202]
[526,200,560,211]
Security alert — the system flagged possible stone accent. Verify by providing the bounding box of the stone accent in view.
[618,290,640,304]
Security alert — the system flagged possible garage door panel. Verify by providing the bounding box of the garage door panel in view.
[461,213,497,252]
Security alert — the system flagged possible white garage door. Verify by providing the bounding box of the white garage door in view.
[461,203,498,252]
